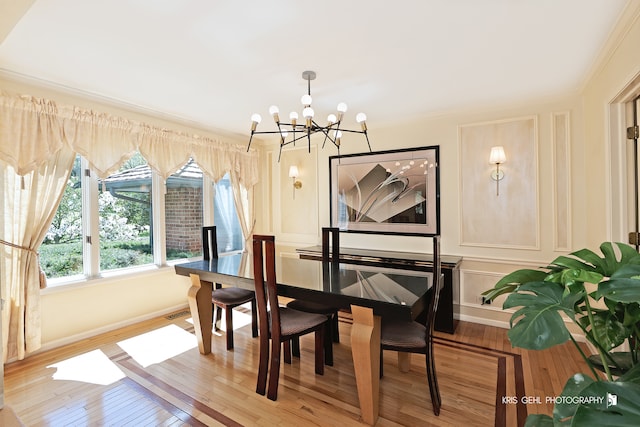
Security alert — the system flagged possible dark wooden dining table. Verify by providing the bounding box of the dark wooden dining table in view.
[174,252,434,425]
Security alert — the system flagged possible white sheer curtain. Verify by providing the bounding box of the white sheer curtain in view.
[229,170,255,252]
[0,93,76,362]
[0,150,75,362]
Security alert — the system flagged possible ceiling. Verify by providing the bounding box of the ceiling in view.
[0,0,630,139]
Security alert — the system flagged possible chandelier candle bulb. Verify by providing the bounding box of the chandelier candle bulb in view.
[289,111,298,127]
[250,113,262,131]
[269,105,280,123]
[356,112,367,131]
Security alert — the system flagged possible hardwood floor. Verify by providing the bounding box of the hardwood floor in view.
[3,307,591,426]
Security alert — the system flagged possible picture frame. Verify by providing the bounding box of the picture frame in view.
[329,146,440,236]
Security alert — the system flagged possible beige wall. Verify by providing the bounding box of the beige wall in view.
[582,4,640,249]
[260,94,586,326]
[258,4,640,327]
[1,3,639,351]
[41,269,190,348]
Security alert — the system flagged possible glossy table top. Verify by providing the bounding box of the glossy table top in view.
[174,252,434,321]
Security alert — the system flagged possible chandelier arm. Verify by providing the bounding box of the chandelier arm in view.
[251,130,291,135]
[364,130,372,152]
[334,128,364,134]
[322,131,330,149]
[285,132,313,145]
[247,132,255,152]
[320,121,340,148]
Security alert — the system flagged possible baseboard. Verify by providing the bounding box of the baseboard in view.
[457,313,510,329]
[32,304,189,357]
[456,313,587,344]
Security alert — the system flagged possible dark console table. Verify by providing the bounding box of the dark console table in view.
[296,245,461,334]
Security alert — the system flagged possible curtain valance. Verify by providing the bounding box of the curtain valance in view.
[0,94,65,176]
[0,91,258,187]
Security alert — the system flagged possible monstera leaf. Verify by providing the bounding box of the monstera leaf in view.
[583,310,630,353]
[596,265,640,304]
[482,269,548,302]
[525,366,640,427]
[503,281,583,350]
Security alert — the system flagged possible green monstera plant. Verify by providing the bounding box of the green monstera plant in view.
[482,242,640,426]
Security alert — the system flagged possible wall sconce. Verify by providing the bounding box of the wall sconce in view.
[489,146,506,196]
[288,165,302,198]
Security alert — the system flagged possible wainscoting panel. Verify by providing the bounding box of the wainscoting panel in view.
[552,112,571,251]
[459,117,539,249]
[459,269,511,308]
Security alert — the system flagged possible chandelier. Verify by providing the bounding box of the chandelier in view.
[247,70,372,160]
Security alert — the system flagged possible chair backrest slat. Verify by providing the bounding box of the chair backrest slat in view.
[426,235,443,336]
[321,227,340,262]
[202,226,218,261]
[252,235,280,337]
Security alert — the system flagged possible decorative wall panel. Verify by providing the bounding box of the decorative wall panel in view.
[459,117,539,249]
[552,112,571,251]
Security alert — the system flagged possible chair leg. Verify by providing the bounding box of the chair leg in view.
[250,298,258,338]
[284,340,292,364]
[324,321,333,366]
[256,335,269,396]
[225,306,234,350]
[314,329,325,375]
[332,312,340,343]
[291,336,300,357]
[267,339,282,400]
[213,304,223,331]
[426,343,441,415]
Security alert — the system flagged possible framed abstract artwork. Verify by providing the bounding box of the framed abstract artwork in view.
[329,146,440,236]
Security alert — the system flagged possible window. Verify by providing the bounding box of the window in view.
[99,153,153,271]
[41,155,244,282]
[40,155,83,279]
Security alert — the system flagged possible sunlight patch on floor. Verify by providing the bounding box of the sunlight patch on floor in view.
[184,302,253,332]
[47,349,125,385]
[117,324,197,367]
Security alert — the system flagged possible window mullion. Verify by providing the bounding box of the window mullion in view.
[203,174,214,226]
[152,172,166,266]
[81,158,100,278]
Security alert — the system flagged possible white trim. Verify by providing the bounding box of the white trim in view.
[457,313,587,343]
[551,111,572,251]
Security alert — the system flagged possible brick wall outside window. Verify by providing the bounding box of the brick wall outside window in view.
[165,187,203,252]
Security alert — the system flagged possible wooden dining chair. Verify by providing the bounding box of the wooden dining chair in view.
[204,226,258,350]
[379,235,443,415]
[286,227,340,363]
[252,234,330,401]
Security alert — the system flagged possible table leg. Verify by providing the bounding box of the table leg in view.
[398,352,410,373]
[188,274,213,355]
[350,305,381,425]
